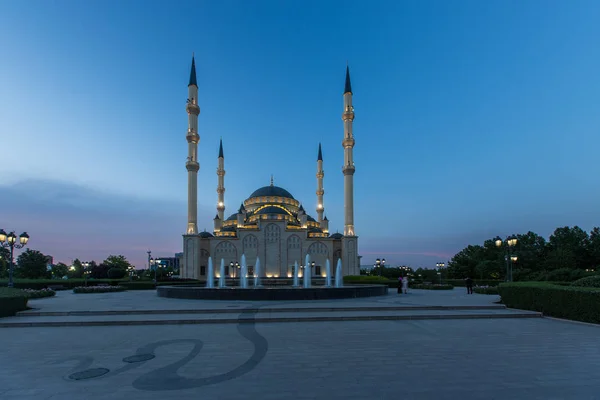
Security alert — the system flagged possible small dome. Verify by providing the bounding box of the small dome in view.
[256,206,289,215]
[226,214,238,221]
[330,233,343,239]
[309,227,323,233]
[306,215,316,222]
[199,231,214,238]
[221,225,237,232]
[248,185,295,200]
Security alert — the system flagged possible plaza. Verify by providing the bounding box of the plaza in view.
[1,289,599,399]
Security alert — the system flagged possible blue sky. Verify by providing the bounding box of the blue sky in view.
[1,0,600,269]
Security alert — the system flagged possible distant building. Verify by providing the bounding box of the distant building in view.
[154,256,180,271]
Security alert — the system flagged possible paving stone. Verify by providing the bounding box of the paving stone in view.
[1,290,599,399]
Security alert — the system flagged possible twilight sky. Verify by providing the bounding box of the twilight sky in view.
[1,0,600,269]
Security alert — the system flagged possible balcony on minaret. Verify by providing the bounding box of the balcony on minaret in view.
[186,157,199,172]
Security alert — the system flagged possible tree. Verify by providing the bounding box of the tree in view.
[514,231,547,273]
[68,258,84,278]
[475,260,503,280]
[103,255,132,270]
[90,263,110,279]
[587,227,600,270]
[447,245,485,278]
[547,226,589,269]
[0,247,10,279]
[16,249,50,279]
[51,262,69,279]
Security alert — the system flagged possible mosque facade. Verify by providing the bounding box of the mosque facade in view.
[180,57,360,279]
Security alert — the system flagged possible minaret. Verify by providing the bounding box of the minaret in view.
[316,143,325,224]
[342,65,355,236]
[185,55,200,234]
[216,138,225,221]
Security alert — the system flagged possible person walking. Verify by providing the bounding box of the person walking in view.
[402,275,409,294]
[397,276,402,294]
[465,277,473,294]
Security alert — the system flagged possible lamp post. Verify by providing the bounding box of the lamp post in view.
[147,250,152,282]
[375,258,386,276]
[127,265,135,281]
[495,235,518,282]
[82,261,91,286]
[436,262,445,284]
[236,261,240,286]
[150,258,162,284]
[0,230,30,288]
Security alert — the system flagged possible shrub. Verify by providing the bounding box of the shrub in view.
[0,288,28,317]
[107,268,127,279]
[545,268,587,282]
[22,288,56,299]
[344,275,391,283]
[73,286,126,293]
[411,284,454,290]
[571,275,600,288]
[473,286,499,295]
[498,282,600,324]
[445,279,502,287]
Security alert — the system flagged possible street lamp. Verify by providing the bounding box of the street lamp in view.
[495,235,518,282]
[147,250,153,283]
[0,230,30,288]
[82,261,91,286]
[436,262,445,284]
[150,258,162,284]
[127,265,136,281]
[375,258,386,276]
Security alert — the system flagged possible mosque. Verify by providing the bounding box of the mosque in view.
[180,56,360,279]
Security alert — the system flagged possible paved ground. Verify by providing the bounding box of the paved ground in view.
[1,289,598,399]
[20,287,499,313]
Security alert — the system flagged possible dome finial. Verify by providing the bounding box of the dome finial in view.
[270,175,274,186]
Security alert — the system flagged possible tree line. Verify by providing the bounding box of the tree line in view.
[0,249,136,280]
[446,226,600,281]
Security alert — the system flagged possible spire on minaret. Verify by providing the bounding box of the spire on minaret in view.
[317,142,323,161]
[188,55,198,87]
[218,138,224,158]
[270,175,274,186]
[344,65,352,94]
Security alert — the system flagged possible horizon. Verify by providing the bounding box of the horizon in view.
[2,1,600,269]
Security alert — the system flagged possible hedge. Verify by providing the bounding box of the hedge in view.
[411,284,454,290]
[73,286,127,293]
[473,286,499,295]
[571,275,600,288]
[0,279,204,290]
[445,279,503,287]
[22,288,56,299]
[498,282,600,324]
[0,288,29,317]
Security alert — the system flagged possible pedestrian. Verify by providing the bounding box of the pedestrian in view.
[397,276,402,294]
[402,275,409,294]
[465,277,473,294]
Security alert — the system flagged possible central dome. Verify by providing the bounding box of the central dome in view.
[248,185,295,200]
